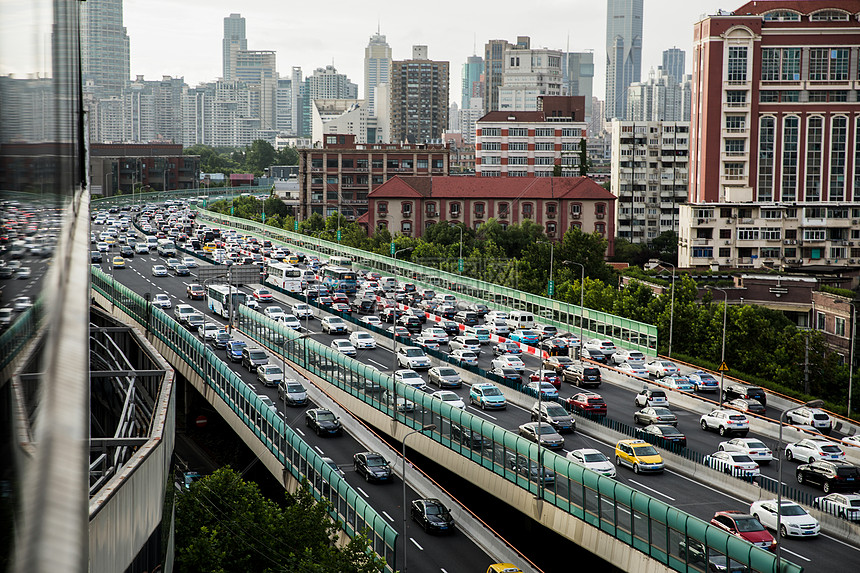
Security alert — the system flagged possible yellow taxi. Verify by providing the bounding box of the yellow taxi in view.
[203,242,217,253]
[614,439,664,474]
[286,253,299,265]
[486,565,522,573]
[111,256,126,269]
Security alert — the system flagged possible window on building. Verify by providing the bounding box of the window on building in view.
[760,91,779,103]
[483,142,501,150]
[535,156,554,165]
[356,158,368,169]
[761,209,781,219]
[449,202,461,217]
[402,159,413,169]
[595,222,605,236]
[535,128,554,137]
[817,312,826,331]
[508,142,528,151]
[425,202,437,217]
[482,127,501,137]
[326,176,338,184]
[570,221,582,231]
[806,117,824,202]
[595,203,606,219]
[719,247,731,258]
[725,115,746,132]
[719,228,732,239]
[311,158,323,168]
[855,117,860,201]
[387,159,399,169]
[737,228,759,241]
[761,228,781,240]
[401,221,412,235]
[692,247,714,258]
[327,158,338,168]
[726,90,747,106]
[758,116,775,202]
[727,46,748,83]
[498,202,509,218]
[432,159,444,169]
[763,10,800,21]
[326,136,337,144]
[535,142,555,151]
[835,316,847,337]
[725,139,746,155]
[508,170,529,177]
[719,207,733,218]
[417,159,428,169]
[400,202,412,217]
[508,156,528,165]
[377,201,388,214]
[829,116,848,201]
[724,162,745,179]
[811,10,850,21]
[804,228,826,241]
[760,247,781,258]
[781,116,800,201]
[761,48,780,81]
[522,203,533,219]
[474,202,485,218]
[546,203,557,217]
[546,222,557,236]
[372,174,384,184]
[372,158,384,169]
[508,127,528,137]
[782,48,801,81]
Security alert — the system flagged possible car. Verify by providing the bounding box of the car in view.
[281,314,302,331]
[173,264,190,276]
[331,339,357,357]
[181,256,198,268]
[722,384,768,407]
[491,355,525,372]
[567,392,607,416]
[186,283,205,300]
[614,439,664,474]
[415,336,441,351]
[518,421,564,450]
[530,401,576,433]
[634,387,668,407]
[256,364,285,387]
[701,409,750,437]
[440,320,460,336]
[110,256,125,269]
[709,511,776,552]
[264,305,287,321]
[469,383,507,410]
[585,338,617,356]
[411,498,455,533]
[661,375,696,392]
[241,347,269,372]
[0,308,14,329]
[527,369,560,388]
[505,452,555,485]
[610,348,646,366]
[318,296,335,308]
[562,364,602,387]
[688,371,720,392]
[244,298,260,311]
[211,330,231,349]
[718,438,773,465]
[164,258,181,270]
[727,398,766,415]
[450,348,479,366]
[332,302,351,314]
[91,251,103,263]
[428,366,462,388]
[634,406,678,426]
[197,322,220,341]
[750,500,820,538]
[491,366,521,382]
[277,379,308,406]
[486,319,510,336]
[152,293,172,308]
[349,331,376,349]
[704,451,761,477]
[188,313,206,331]
[225,340,246,362]
[812,493,860,522]
[397,346,431,370]
[97,241,109,253]
[380,306,403,322]
[305,408,342,436]
[543,355,575,374]
[616,362,649,377]
[360,315,383,328]
[353,452,392,482]
[637,424,687,447]
[540,337,568,356]
[492,341,522,356]
[677,539,750,573]
[450,336,482,354]
[351,299,375,314]
[393,369,428,392]
[644,360,680,378]
[252,288,274,302]
[533,324,559,341]
[330,292,349,305]
[321,316,348,334]
[151,265,168,277]
[583,348,608,363]
[785,439,846,464]
[796,460,860,492]
[423,327,449,344]
[173,304,196,324]
[567,448,616,478]
[431,390,466,410]
[387,325,411,339]
[786,407,833,434]
[509,330,540,345]
[134,243,149,254]
[525,381,558,400]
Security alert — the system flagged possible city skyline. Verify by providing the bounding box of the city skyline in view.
[111,0,720,102]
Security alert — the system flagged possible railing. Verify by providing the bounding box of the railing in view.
[89,267,398,571]
[193,208,659,353]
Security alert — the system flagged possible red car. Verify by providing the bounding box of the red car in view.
[331,292,349,304]
[567,392,607,416]
[709,511,776,552]
[528,369,560,389]
[186,283,205,300]
[252,288,273,302]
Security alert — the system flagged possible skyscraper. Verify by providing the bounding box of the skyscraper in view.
[483,39,514,112]
[662,47,686,82]
[364,32,392,115]
[234,50,278,131]
[81,0,130,98]
[605,0,643,120]
[390,46,449,143]
[223,14,247,81]
[308,65,358,101]
[562,51,595,121]
[461,55,483,109]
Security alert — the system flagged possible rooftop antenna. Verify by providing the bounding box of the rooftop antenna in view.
[378,18,380,35]
[473,33,477,56]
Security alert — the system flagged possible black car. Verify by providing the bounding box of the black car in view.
[796,461,860,493]
[353,451,392,482]
[211,330,231,349]
[120,245,135,258]
[411,498,455,533]
[351,299,375,314]
[722,384,767,407]
[440,320,460,336]
[637,424,687,447]
[450,424,487,449]
[305,408,343,437]
[584,348,607,363]
[91,251,103,263]
[396,315,423,334]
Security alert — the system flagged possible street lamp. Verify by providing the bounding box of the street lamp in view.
[776,399,824,564]
[391,247,413,420]
[538,241,555,299]
[706,286,729,405]
[402,424,436,573]
[562,260,585,359]
[649,259,676,358]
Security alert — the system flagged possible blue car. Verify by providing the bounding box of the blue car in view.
[688,371,720,392]
[526,381,559,400]
[662,375,696,392]
[225,340,247,362]
[510,329,540,345]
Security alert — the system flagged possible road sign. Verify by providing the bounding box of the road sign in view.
[390,242,396,255]
[261,212,266,223]
[230,205,234,216]
[548,280,555,297]
[458,258,464,273]
[337,229,342,241]
[294,220,299,231]
[718,361,729,372]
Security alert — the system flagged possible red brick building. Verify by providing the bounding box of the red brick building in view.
[364,175,615,254]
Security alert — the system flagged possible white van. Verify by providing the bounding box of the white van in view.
[146,236,159,249]
[505,310,535,332]
[380,276,398,292]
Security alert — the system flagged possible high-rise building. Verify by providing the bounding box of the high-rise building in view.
[307,65,358,101]
[461,55,484,109]
[589,96,606,136]
[81,0,130,99]
[679,0,860,271]
[222,13,247,81]
[497,37,563,111]
[483,39,515,112]
[235,50,278,131]
[291,67,306,137]
[562,51,595,122]
[626,67,691,122]
[661,47,685,82]
[390,46,449,143]
[605,0,643,120]
[364,32,392,115]
[276,78,293,133]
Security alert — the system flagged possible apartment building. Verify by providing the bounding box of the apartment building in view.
[497,38,563,111]
[475,96,587,177]
[610,119,689,243]
[680,1,860,270]
[89,143,200,196]
[390,46,449,144]
[297,133,449,220]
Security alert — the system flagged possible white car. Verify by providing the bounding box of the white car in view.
[451,349,479,366]
[485,310,509,323]
[784,438,845,464]
[397,346,431,370]
[321,316,348,334]
[431,390,466,410]
[611,348,646,366]
[244,298,260,310]
[566,448,616,478]
[750,500,820,538]
[394,369,428,391]
[718,437,773,464]
[486,320,510,336]
[617,362,648,377]
[264,306,287,321]
[134,243,149,254]
[644,359,680,378]
[181,256,198,268]
[293,303,314,319]
[331,339,357,357]
[282,314,302,331]
[585,338,617,356]
[349,331,377,349]
[843,435,860,448]
[491,355,526,372]
[152,293,172,308]
[256,364,285,387]
[173,304,196,324]
[13,296,32,312]
[449,336,482,353]
[812,493,860,522]
[360,315,383,328]
[151,265,168,277]
[786,407,833,434]
[700,409,750,437]
[704,451,760,477]
[198,322,220,341]
[423,327,450,343]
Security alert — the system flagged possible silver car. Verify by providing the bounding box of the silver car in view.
[278,379,308,406]
[428,366,462,388]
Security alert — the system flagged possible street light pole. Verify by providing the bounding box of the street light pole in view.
[402,424,436,573]
[563,260,586,359]
[649,259,676,358]
[707,286,729,405]
[391,247,413,420]
[850,303,856,416]
[458,224,464,275]
[539,241,555,299]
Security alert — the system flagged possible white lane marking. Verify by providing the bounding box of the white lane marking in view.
[357,487,369,498]
[821,532,860,553]
[409,538,424,550]
[295,427,305,436]
[780,547,811,562]
[314,446,324,455]
[368,358,387,368]
[628,479,675,501]
[467,407,497,420]
[441,569,449,573]
[382,511,394,522]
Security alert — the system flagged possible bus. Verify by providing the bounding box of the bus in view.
[328,255,352,269]
[266,261,303,293]
[321,266,357,294]
[207,284,247,318]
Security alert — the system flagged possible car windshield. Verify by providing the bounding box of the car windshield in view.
[257,289,270,295]
[583,453,606,463]
[249,351,267,359]
[231,342,246,350]
[735,518,765,532]
[286,383,304,393]
[460,351,477,359]
[821,445,842,453]
[269,306,284,313]
[780,505,807,516]
[405,349,424,357]
[316,411,335,422]
[654,408,673,415]
[746,440,767,449]
[659,427,682,436]
[265,367,283,375]
[356,333,372,339]
[481,386,501,396]
[424,503,448,516]
[366,456,387,467]
[400,371,421,379]
[632,445,658,457]
[536,425,557,435]
[329,318,344,324]
[438,368,457,376]
[438,392,458,401]
[731,454,753,463]
[546,404,568,416]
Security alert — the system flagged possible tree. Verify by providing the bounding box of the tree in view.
[578,138,589,176]
[247,140,277,175]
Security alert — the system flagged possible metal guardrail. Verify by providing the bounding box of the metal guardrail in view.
[89,268,398,570]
